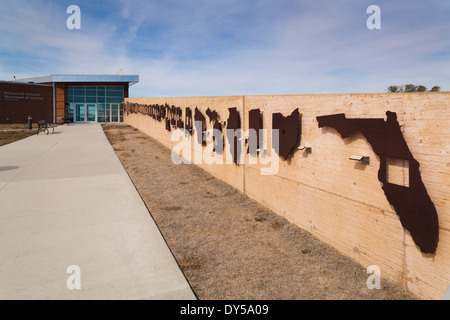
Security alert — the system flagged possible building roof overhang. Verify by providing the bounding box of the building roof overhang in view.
[14,74,139,86]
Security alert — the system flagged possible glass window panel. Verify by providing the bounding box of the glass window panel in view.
[106,86,123,91]
[97,103,106,122]
[105,104,111,122]
[86,86,96,90]
[74,87,85,96]
[75,104,85,122]
[74,96,86,103]
[66,103,74,122]
[97,103,105,113]
[111,104,119,122]
[87,104,96,122]
[67,87,74,95]
[105,91,124,98]
[106,91,123,97]
[97,87,105,96]
[109,91,123,96]
[106,97,124,103]
[86,89,97,97]
[97,96,105,103]
[66,95,74,103]
[86,96,97,103]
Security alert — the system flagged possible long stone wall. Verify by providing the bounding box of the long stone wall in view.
[124,92,450,300]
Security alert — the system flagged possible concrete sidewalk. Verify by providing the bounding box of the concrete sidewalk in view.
[0,124,196,300]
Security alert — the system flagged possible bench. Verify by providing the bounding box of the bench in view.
[57,116,71,125]
[36,120,55,135]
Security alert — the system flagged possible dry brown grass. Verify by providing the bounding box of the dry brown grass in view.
[102,124,416,300]
[0,123,63,147]
[0,124,37,146]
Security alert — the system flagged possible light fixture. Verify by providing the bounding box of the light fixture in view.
[349,155,370,164]
[298,146,312,154]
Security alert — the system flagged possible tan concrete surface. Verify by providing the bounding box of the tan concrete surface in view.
[0,124,196,300]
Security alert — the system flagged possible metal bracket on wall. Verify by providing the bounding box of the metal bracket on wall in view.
[349,155,370,165]
[298,146,312,154]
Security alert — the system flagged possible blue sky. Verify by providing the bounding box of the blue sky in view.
[0,0,449,97]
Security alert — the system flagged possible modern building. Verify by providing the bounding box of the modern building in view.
[14,74,139,124]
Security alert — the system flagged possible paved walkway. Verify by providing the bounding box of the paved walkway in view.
[0,124,196,300]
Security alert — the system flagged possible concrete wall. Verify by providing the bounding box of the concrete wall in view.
[124,92,450,300]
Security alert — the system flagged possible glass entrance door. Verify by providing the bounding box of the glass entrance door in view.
[75,104,85,122]
[86,104,96,122]
[74,103,97,122]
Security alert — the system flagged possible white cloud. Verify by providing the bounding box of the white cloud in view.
[0,0,448,94]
